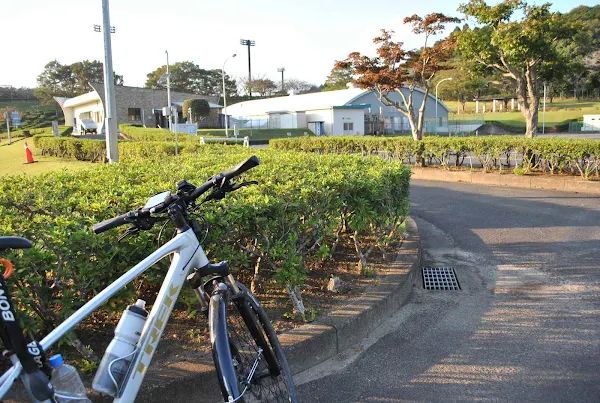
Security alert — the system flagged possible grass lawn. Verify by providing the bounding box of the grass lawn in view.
[445,98,600,132]
[196,128,312,141]
[0,137,93,176]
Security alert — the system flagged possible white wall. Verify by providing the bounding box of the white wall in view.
[333,109,364,135]
[306,109,335,135]
[297,112,306,129]
[68,100,104,131]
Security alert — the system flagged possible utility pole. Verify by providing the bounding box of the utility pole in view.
[240,39,255,96]
[100,0,118,163]
[278,67,285,94]
[166,50,172,133]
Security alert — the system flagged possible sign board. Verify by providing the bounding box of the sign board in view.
[52,121,59,137]
[175,123,197,135]
[10,111,21,127]
[233,123,239,138]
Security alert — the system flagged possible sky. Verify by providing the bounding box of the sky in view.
[1,0,596,90]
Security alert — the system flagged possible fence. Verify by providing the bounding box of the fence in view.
[365,115,485,137]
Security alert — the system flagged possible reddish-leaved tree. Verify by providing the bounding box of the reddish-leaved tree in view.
[338,13,459,141]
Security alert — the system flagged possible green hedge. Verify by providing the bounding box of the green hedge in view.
[271,136,600,179]
[0,147,410,337]
[34,135,107,162]
[119,124,200,142]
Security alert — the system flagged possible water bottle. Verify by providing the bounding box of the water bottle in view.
[48,354,90,403]
[92,299,148,396]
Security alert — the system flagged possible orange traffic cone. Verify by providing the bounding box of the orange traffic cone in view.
[24,142,36,164]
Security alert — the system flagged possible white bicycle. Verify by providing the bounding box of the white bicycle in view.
[0,156,297,402]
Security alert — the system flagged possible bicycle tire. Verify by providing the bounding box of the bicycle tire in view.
[209,282,297,403]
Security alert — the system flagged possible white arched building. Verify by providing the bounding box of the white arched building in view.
[226,86,450,135]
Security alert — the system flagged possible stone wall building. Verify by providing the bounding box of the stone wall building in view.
[55,84,222,132]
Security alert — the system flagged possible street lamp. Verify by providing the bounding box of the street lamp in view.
[222,53,236,138]
[435,77,453,135]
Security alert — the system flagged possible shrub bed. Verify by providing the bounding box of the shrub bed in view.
[0,147,410,343]
[271,136,600,179]
[119,124,200,142]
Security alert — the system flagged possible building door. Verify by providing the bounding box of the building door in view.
[315,122,324,136]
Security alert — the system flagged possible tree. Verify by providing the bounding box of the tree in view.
[35,60,123,104]
[554,5,600,101]
[182,98,210,123]
[242,76,277,97]
[145,61,237,97]
[339,13,459,142]
[456,0,574,137]
[322,64,354,91]
[277,78,319,95]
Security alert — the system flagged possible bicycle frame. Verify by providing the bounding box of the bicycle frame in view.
[0,227,209,402]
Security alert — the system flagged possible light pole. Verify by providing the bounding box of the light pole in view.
[165,50,172,132]
[222,53,236,138]
[435,77,453,135]
[240,39,255,96]
[278,67,285,94]
[100,0,118,163]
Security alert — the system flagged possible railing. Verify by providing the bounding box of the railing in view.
[199,136,250,147]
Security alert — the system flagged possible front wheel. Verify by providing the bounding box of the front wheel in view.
[209,282,297,402]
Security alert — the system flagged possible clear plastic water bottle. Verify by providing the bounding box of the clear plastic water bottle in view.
[49,354,90,403]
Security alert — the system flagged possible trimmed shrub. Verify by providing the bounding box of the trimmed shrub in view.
[271,136,600,179]
[0,147,410,337]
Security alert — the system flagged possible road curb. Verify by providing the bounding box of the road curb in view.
[279,216,421,374]
[412,167,600,194]
[115,217,421,402]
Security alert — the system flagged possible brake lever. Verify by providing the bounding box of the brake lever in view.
[230,181,258,191]
[118,226,140,242]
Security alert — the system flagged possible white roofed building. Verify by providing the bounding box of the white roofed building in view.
[55,84,221,133]
[226,86,450,136]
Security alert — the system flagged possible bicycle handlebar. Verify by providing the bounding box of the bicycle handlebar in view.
[93,212,134,234]
[92,156,260,234]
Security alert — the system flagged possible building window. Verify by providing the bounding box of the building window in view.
[95,111,102,122]
[343,122,354,131]
[128,108,141,121]
[439,117,443,127]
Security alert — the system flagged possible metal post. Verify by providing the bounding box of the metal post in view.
[4,112,11,145]
[278,67,285,93]
[166,50,171,133]
[102,0,118,163]
[247,43,251,96]
[222,54,236,138]
[542,82,546,135]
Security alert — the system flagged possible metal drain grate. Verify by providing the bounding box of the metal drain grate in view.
[422,267,460,290]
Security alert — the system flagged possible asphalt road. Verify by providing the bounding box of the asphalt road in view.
[296,180,600,402]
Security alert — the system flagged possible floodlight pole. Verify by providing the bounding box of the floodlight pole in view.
[435,77,452,135]
[222,54,237,138]
[278,67,285,93]
[101,0,118,163]
[240,39,255,96]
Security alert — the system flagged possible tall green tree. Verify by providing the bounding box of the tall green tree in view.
[35,60,123,104]
[322,64,354,91]
[145,61,238,97]
[456,0,574,137]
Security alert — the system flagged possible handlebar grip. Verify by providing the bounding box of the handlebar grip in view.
[221,156,260,181]
[188,156,260,201]
[93,212,131,234]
